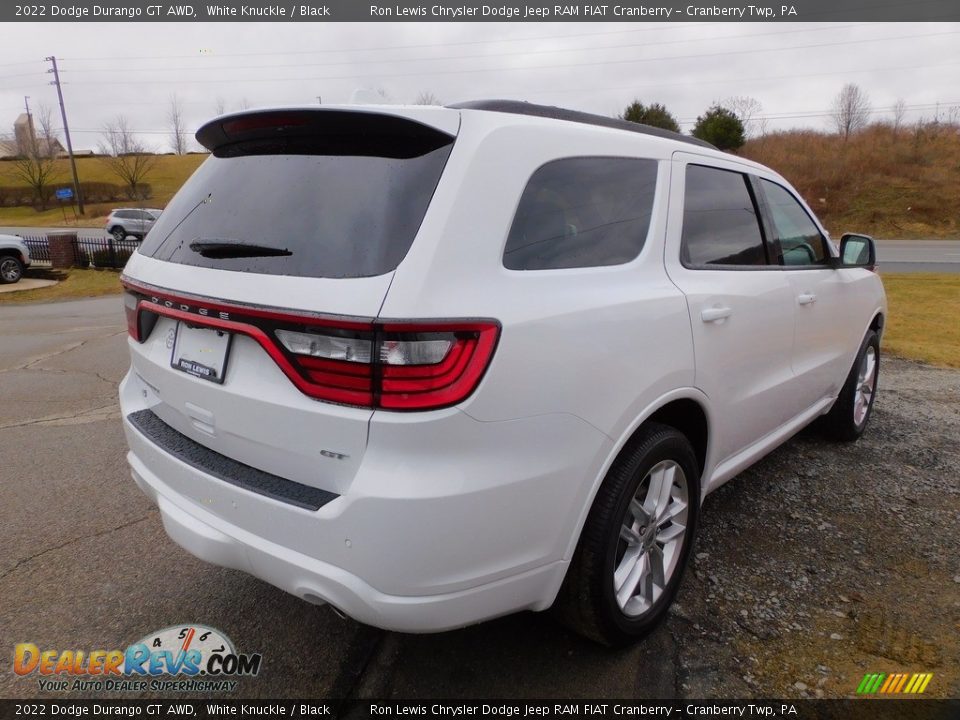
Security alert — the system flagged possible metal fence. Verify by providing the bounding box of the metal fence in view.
[18,234,137,269]
[74,236,138,269]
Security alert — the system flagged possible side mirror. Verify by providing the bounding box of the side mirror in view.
[838,233,876,269]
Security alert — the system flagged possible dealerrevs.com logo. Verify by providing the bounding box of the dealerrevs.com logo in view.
[13,625,262,693]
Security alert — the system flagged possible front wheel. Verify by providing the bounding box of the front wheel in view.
[822,329,879,442]
[0,254,24,284]
[553,423,700,645]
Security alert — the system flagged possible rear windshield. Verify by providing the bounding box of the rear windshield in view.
[139,116,453,279]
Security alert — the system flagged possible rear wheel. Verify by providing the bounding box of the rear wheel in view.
[111,226,126,242]
[822,330,879,442]
[553,423,700,645]
[0,254,23,284]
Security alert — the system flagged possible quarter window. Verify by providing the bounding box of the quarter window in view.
[759,179,828,266]
[681,165,767,267]
[503,157,658,271]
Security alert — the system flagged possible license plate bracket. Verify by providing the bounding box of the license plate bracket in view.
[170,322,232,384]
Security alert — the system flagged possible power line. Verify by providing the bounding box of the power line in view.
[59,22,724,63]
[61,22,875,74]
[59,29,960,86]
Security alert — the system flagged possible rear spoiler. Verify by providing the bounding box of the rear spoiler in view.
[195,109,455,159]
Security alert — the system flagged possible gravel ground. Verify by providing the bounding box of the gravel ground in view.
[666,356,960,699]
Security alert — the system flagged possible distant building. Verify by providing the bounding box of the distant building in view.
[0,113,67,159]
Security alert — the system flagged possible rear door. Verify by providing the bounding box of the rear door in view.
[123,109,457,495]
[665,156,800,466]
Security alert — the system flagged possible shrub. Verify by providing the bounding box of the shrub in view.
[89,248,133,268]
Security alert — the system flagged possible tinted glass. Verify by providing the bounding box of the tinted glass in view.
[760,179,828,266]
[139,140,453,279]
[681,165,767,267]
[114,210,131,219]
[503,157,658,271]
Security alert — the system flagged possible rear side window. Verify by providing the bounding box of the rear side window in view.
[503,157,658,271]
[759,179,828,266]
[139,112,454,279]
[681,165,767,267]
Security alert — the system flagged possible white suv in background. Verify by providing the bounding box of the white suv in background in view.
[105,208,163,241]
[119,102,885,644]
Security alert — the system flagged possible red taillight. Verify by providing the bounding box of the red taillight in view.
[123,291,142,341]
[122,280,499,411]
[379,324,499,410]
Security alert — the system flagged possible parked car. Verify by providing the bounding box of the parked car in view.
[0,234,31,284]
[118,102,886,644]
[105,208,163,242]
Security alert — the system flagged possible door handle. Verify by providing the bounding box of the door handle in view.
[701,306,733,323]
[797,293,817,306]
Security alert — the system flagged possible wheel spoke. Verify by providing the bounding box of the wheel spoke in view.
[645,463,676,521]
[620,524,642,546]
[649,544,666,588]
[658,498,687,525]
[615,550,648,608]
[656,522,685,544]
[629,498,650,525]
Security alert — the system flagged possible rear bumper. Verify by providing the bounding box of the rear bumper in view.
[120,372,612,632]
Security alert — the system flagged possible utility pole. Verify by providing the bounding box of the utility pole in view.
[46,55,84,215]
[316,96,322,104]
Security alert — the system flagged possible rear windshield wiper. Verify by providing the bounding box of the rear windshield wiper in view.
[189,240,293,259]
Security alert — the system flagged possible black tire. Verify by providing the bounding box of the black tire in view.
[822,329,880,442]
[0,254,24,284]
[111,226,127,242]
[553,422,700,645]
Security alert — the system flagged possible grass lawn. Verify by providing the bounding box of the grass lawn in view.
[881,273,960,368]
[0,269,122,304]
[0,154,205,228]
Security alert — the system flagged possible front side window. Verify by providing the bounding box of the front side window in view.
[681,165,767,267]
[503,157,658,271]
[759,179,828,266]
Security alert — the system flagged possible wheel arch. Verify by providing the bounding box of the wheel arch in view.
[560,388,713,565]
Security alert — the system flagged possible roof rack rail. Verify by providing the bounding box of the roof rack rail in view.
[447,99,716,150]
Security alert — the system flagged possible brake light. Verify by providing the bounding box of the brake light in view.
[123,291,139,341]
[121,281,499,411]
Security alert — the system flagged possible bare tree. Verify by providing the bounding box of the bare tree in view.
[891,99,907,134]
[36,103,60,157]
[238,97,251,110]
[12,149,59,210]
[724,95,765,138]
[98,116,158,200]
[414,90,441,106]
[831,83,871,139]
[213,96,227,115]
[168,94,188,155]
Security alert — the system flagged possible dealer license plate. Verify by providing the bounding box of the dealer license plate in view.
[170,322,232,384]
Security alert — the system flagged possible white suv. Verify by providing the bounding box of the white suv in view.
[119,102,885,644]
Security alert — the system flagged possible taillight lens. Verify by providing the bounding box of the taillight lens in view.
[122,281,499,411]
[123,291,139,341]
[379,325,498,410]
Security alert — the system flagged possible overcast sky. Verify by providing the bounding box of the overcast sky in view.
[1,21,958,151]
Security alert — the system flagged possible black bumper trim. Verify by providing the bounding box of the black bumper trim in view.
[127,409,339,512]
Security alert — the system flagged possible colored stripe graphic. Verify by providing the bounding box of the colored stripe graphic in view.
[858,672,933,694]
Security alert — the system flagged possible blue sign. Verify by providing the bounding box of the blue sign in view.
[56,187,74,200]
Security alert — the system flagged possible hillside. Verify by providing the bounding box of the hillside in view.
[739,124,960,239]
[0,154,205,226]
